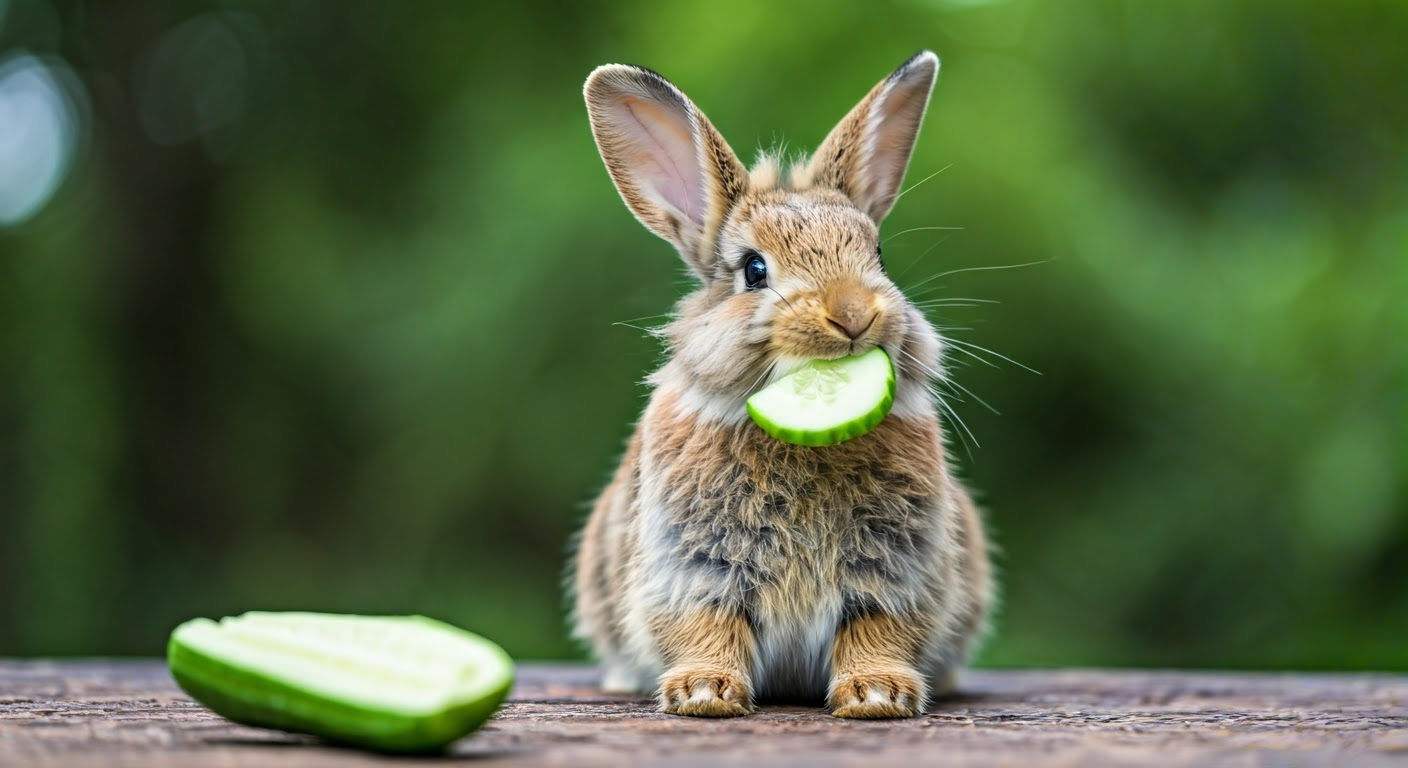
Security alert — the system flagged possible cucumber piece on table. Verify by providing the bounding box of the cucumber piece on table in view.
[168,612,513,753]
[746,347,896,446]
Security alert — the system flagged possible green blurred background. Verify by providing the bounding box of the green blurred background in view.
[0,0,1404,669]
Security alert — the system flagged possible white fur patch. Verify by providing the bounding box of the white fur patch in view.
[889,379,937,421]
[672,385,751,425]
[751,595,843,700]
[688,685,720,704]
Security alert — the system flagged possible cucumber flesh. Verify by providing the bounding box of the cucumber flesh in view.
[168,612,514,753]
[746,347,896,446]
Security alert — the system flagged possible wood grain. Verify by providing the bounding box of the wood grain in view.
[2,661,1405,766]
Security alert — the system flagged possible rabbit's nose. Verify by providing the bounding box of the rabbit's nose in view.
[826,310,878,340]
[823,280,879,340]
[822,310,872,339]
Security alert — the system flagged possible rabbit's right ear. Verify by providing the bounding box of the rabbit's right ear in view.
[585,65,748,278]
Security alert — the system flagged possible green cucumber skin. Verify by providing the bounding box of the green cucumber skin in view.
[746,363,897,447]
[167,631,513,753]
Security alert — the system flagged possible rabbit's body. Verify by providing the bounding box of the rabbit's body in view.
[573,52,993,718]
[576,390,988,700]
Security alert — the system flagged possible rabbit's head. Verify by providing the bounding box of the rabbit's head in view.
[586,52,946,420]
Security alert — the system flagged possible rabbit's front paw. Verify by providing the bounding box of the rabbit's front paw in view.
[658,667,752,717]
[828,669,926,719]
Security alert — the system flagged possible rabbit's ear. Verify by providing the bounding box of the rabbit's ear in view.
[585,65,748,277]
[798,52,939,223]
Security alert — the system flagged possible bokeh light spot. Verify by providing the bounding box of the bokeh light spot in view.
[0,52,82,227]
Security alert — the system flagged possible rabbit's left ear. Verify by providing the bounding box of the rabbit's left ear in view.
[797,52,939,223]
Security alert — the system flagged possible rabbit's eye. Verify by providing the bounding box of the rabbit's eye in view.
[743,252,768,289]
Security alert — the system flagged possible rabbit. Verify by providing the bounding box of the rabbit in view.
[570,51,992,719]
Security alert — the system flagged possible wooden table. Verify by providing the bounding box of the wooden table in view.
[2,660,1405,766]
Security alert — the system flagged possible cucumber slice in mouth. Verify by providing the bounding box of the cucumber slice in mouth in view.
[746,347,896,447]
[167,612,514,753]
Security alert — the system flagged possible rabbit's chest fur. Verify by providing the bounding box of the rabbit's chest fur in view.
[632,391,954,697]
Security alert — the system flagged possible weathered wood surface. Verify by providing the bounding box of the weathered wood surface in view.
[1,661,1405,767]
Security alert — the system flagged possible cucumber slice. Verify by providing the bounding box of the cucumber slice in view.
[168,612,514,753]
[746,347,896,446]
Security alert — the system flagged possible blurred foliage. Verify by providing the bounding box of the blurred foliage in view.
[0,0,1403,669]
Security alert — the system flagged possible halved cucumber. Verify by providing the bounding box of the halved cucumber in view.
[168,612,514,753]
[746,347,896,446]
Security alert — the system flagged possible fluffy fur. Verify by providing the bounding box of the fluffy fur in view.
[572,51,992,719]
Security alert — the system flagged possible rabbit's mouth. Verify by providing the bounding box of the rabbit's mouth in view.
[766,292,898,363]
[769,301,901,367]
[764,341,891,389]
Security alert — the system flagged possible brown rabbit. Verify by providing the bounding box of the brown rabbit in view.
[571,51,992,719]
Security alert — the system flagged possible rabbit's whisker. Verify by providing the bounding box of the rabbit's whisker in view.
[944,376,1000,416]
[612,321,663,337]
[945,337,1041,375]
[946,344,999,370]
[883,226,964,243]
[895,346,943,381]
[892,164,952,203]
[932,390,979,458]
[613,312,673,326]
[891,231,958,282]
[927,260,1049,282]
[904,259,1045,296]
[895,347,989,447]
[745,359,777,396]
[913,297,999,307]
[914,231,958,258]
